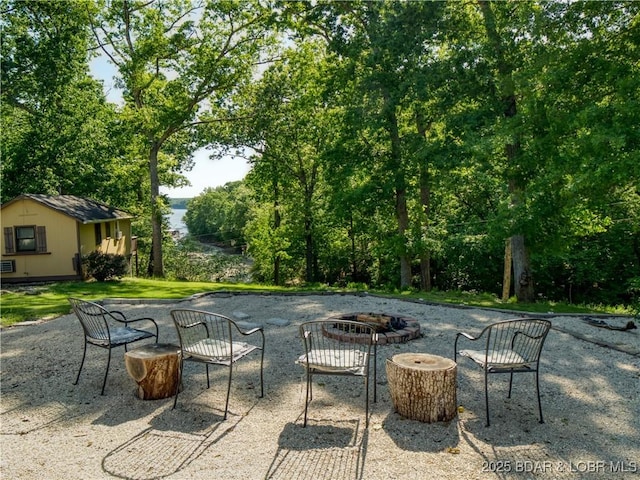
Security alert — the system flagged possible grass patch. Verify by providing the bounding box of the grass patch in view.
[0,278,285,327]
[0,278,632,328]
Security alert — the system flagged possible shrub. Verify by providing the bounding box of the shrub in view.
[83,251,129,282]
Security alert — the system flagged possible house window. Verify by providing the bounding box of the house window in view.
[95,223,102,245]
[3,226,47,254]
[16,226,36,252]
[105,222,111,238]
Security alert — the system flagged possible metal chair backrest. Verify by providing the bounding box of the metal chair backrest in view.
[171,309,236,363]
[68,297,112,343]
[299,320,375,375]
[484,318,551,369]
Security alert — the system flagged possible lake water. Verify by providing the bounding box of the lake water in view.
[167,208,188,234]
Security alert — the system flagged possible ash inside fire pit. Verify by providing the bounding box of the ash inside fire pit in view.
[326,312,421,345]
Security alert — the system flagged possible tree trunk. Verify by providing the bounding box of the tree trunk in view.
[479,0,534,303]
[305,225,313,282]
[149,144,164,277]
[386,353,457,423]
[502,238,512,301]
[349,214,358,281]
[416,109,432,291]
[273,178,281,286]
[512,234,534,302]
[383,90,412,289]
[396,188,412,289]
[124,343,181,400]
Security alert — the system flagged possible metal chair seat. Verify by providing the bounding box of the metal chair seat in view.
[87,327,156,348]
[458,348,530,371]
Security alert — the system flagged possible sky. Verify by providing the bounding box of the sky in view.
[89,57,251,199]
[165,154,251,198]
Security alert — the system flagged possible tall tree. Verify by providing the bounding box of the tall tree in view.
[241,43,338,283]
[0,0,121,203]
[290,1,446,289]
[92,0,276,277]
[475,0,534,302]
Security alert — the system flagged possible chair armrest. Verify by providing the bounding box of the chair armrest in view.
[112,313,159,339]
[454,331,481,361]
[127,316,158,327]
[456,332,477,341]
[239,327,263,336]
[514,330,547,341]
[181,320,206,329]
[231,322,265,351]
[109,310,128,322]
[229,319,263,337]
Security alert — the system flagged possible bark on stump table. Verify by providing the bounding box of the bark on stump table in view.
[124,343,181,400]
[386,353,457,423]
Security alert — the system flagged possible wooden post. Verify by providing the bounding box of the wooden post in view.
[124,343,181,400]
[386,353,457,423]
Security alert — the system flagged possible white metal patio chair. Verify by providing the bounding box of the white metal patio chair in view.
[455,318,552,426]
[297,319,377,427]
[171,308,265,419]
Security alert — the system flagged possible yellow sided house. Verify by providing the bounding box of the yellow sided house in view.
[1,194,134,284]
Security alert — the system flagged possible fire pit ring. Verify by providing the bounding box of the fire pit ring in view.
[325,312,421,345]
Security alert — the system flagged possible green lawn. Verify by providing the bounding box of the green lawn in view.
[0,278,631,328]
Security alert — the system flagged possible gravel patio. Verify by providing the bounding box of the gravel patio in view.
[1,292,638,479]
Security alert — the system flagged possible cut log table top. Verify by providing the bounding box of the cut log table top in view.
[389,353,456,371]
[125,343,180,361]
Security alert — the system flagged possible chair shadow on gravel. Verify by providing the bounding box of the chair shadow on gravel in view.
[102,402,253,480]
[0,400,81,435]
[382,411,460,453]
[265,418,368,480]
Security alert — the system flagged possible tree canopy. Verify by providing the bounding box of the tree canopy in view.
[2,0,638,306]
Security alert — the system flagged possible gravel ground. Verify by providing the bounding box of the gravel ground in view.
[1,292,639,480]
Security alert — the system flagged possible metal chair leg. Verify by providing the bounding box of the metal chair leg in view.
[536,371,544,424]
[101,347,112,395]
[74,341,88,385]
[364,375,370,428]
[223,364,232,420]
[259,348,265,398]
[485,371,490,427]
[508,371,514,398]
[303,371,311,427]
[173,358,184,409]
[373,343,377,403]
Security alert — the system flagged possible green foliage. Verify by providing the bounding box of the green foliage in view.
[93,0,279,276]
[434,234,504,294]
[628,277,640,319]
[0,0,126,203]
[169,198,191,209]
[1,1,638,308]
[184,181,251,247]
[82,251,129,282]
[163,236,251,283]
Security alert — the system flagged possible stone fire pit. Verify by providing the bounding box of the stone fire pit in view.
[325,312,421,345]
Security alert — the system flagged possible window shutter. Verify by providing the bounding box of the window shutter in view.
[4,227,14,254]
[36,226,47,253]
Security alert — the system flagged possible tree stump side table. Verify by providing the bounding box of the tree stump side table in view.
[386,353,457,423]
[124,343,181,400]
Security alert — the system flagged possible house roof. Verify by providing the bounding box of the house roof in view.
[1,194,134,224]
